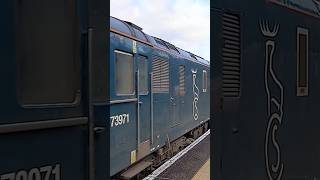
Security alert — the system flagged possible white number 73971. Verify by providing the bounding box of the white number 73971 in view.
[110,114,130,127]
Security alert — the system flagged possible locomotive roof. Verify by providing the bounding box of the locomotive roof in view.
[269,0,320,18]
[110,16,210,66]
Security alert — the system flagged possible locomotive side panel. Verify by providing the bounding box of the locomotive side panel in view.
[109,32,138,176]
[213,0,320,179]
[0,127,88,180]
[150,49,172,150]
[109,32,154,176]
[168,59,210,141]
[0,1,92,179]
[109,16,210,178]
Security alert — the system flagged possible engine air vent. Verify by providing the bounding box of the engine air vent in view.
[152,55,169,93]
[222,12,241,97]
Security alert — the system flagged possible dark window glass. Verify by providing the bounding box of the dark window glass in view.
[115,51,135,95]
[298,34,307,87]
[17,0,80,105]
[297,28,308,97]
[203,70,208,92]
[138,56,148,94]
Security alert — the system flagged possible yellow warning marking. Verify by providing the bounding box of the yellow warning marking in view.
[192,159,210,180]
[132,41,137,53]
[131,150,137,164]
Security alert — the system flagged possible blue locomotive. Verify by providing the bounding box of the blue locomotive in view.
[110,16,210,178]
[213,0,320,179]
[0,1,209,179]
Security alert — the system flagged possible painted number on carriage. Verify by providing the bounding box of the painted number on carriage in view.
[0,164,61,180]
[110,114,130,127]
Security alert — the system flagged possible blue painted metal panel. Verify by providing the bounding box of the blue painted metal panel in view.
[213,1,320,179]
[110,103,137,175]
[109,17,210,177]
[109,31,154,175]
[0,1,95,179]
[136,55,152,143]
[0,127,88,180]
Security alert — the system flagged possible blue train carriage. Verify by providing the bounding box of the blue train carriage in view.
[0,0,109,180]
[213,0,320,180]
[110,16,210,178]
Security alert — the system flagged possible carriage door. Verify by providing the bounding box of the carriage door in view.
[170,59,181,127]
[136,55,151,160]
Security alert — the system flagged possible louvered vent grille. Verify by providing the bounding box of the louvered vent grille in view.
[179,65,185,96]
[152,55,169,93]
[222,13,241,97]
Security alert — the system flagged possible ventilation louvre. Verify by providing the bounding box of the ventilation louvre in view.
[179,65,185,96]
[222,13,241,97]
[152,55,169,93]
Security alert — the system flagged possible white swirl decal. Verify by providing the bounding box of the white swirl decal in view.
[192,69,199,121]
[260,20,284,180]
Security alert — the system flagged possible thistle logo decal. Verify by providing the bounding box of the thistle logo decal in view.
[192,69,199,121]
[260,20,284,180]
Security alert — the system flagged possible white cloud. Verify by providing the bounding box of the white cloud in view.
[110,0,210,61]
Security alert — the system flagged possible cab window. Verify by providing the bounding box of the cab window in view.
[115,50,135,95]
[17,0,80,106]
[138,55,148,94]
[203,70,208,92]
[297,27,308,96]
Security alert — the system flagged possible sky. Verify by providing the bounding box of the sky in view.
[110,0,210,61]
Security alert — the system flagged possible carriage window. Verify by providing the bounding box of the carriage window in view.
[179,66,185,96]
[17,0,80,106]
[138,56,148,94]
[297,27,308,96]
[203,70,208,92]
[115,51,135,95]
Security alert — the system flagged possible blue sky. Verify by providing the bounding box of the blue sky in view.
[110,0,210,61]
